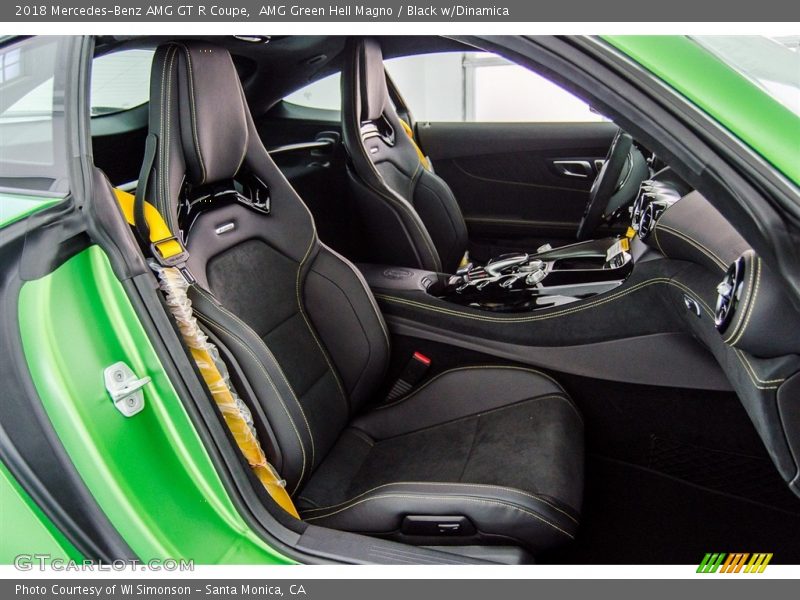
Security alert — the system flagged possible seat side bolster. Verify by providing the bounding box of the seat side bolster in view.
[304,245,391,414]
[190,287,315,495]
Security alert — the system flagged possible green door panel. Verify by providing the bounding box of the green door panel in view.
[603,36,800,186]
[0,191,64,229]
[17,245,294,564]
[0,460,83,563]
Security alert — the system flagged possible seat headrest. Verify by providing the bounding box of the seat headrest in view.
[358,38,389,122]
[163,42,249,186]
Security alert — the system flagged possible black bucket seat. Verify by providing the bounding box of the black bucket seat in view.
[138,41,584,554]
[341,37,471,273]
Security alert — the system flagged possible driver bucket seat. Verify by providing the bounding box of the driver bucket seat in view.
[341,37,470,274]
[140,41,584,555]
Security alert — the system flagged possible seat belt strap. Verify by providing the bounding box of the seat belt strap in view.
[113,188,300,519]
[134,133,158,244]
[114,188,186,264]
[399,118,432,171]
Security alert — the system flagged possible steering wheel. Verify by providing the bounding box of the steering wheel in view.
[576,130,636,241]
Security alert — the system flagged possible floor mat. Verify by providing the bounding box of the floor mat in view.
[646,435,800,513]
[541,455,800,565]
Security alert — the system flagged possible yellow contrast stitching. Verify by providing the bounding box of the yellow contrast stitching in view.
[722,254,755,344]
[321,243,390,353]
[302,493,574,538]
[375,278,678,323]
[655,224,727,271]
[723,254,756,344]
[295,235,349,413]
[194,288,316,478]
[180,45,207,185]
[193,309,309,494]
[376,365,569,413]
[728,257,761,347]
[366,156,440,271]
[300,481,579,524]
[378,278,784,392]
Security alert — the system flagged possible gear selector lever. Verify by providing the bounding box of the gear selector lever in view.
[485,253,530,277]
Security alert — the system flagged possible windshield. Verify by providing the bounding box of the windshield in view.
[692,36,800,117]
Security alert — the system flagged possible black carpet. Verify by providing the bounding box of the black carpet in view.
[541,455,800,565]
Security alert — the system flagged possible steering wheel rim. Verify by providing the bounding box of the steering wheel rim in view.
[576,130,633,241]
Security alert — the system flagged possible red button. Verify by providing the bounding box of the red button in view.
[412,351,431,366]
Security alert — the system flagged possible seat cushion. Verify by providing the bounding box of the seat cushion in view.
[296,366,584,553]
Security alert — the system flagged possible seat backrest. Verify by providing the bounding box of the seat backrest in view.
[141,42,390,496]
[341,37,468,274]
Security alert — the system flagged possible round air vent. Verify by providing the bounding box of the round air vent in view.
[631,189,653,230]
[638,203,657,239]
[714,256,745,333]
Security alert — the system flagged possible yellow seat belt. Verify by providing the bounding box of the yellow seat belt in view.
[399,118,431,171]
[113,188,300,519]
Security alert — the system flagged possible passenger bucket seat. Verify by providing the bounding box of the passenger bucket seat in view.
[341,37,471,274]
[139,41,584,555]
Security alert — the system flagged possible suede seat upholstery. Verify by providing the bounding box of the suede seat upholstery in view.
[137,40,585,554]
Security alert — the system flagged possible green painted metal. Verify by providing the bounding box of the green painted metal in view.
[0,460,84,564]
[0,191,63,228]
[603,36,800,186]
[17,245,295,564]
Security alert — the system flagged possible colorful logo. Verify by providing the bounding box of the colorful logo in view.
[697,553,773,573]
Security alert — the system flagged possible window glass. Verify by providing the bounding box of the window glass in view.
[0,37,67,192]
[385,52,605,122]
[90,49,154,116]
[283,51,605,123]
[283,72,341,111]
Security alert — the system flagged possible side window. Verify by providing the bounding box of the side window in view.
[283,73,341,111]
[385,51,605,123]
[90,49,154,116]
[0,37,67,195]
[282,51,604,123]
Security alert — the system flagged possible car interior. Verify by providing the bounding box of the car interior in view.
[87,35,800,564]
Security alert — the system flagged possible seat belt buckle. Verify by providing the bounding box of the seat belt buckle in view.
[385,351,431,402]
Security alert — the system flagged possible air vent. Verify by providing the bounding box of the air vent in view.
[714,256,745,333]
[638,203,657,239]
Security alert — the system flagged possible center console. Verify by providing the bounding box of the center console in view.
[360,236,636,313]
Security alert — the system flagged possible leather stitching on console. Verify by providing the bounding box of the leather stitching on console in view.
[653,224,727,271]
[374,278,678,323]
[375,279,785,391]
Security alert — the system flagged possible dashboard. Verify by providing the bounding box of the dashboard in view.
[627,169,800,496]
[363,165,800,498]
